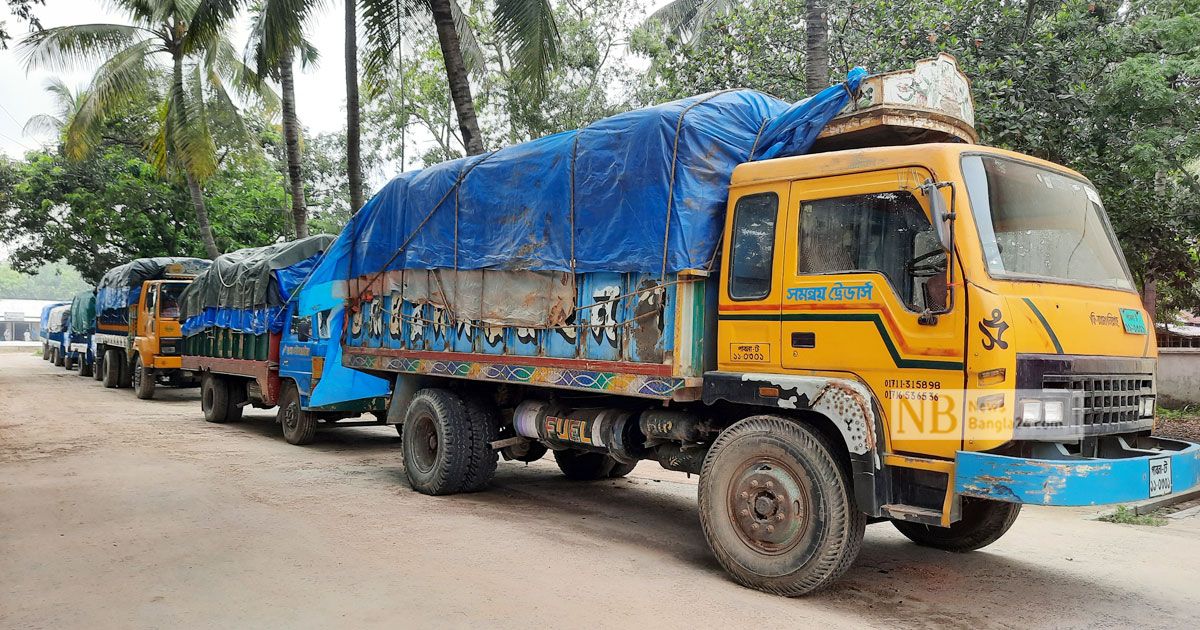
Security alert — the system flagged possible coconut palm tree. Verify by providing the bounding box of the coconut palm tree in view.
[362,0,560,156]
[22,78,89,140]
[19,0,273,259]
[243,0,321,238]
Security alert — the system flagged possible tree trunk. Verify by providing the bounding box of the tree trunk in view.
[429,0,485,155]
[280,48,308,238]
[805,0,830,95]
[172,51,220,259]
[185,169,221,259]
[345,0,365,212]
[1141,271,1158,320]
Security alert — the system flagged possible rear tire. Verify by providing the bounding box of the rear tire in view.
[52,347,64,367]
[91,353,104,381]
[63,352,75,371]
[132,356,156,399]
[459,395,500,492]
[698,416,866,596]
[117,354,132,388]
[892,498,1020,552]
[201,373,231,423]
[79,355,94,377]
[401,389,474,495]
[102,349,122,388]
[42,344,50,360]
[553,450,638,480]
[277,382,316,445]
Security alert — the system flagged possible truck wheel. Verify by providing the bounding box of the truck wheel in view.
[53,347,64,367]
[42,344,50,360]
[553,450,638,480]
[401,389,474,495]
[459,395,500,492]
[102,349,121,388]
[277,382,316,445]
[132,356,156,400]
[92,354,104,381]
[79,355,94,377]
[201,373,231,423]
[117,354,132,388]
[63,352,75,370]
[892,498,1021,552]
[698,416,866,597]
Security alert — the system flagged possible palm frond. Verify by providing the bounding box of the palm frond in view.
[361,0,420,97]
[18,23,150,72]
[643,0,737,43]
[63,38,158,160]
[493,0,559,93]
[184,0,245,54]
[449,0,485,76]
[242,0,321,79]
[164,60,218,181]
[22,114,66,138]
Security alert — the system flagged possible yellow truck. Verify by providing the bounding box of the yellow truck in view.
[333,55,1196,595]
[94,257,211,399]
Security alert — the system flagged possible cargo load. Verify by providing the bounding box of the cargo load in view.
[96,257,210,325]
[68,289,95,336]
[180,234,334,341]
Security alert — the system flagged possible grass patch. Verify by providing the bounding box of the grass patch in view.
[1100,505,1167,527]
[1157,405,1200,422]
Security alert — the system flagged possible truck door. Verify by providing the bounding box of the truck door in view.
[141,284,158,340]
[781,168,966,458]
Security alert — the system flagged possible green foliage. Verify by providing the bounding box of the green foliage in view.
[0,0,42,49]
[0,260,89,300]
[1100,505,1167,527]
[637,0,1200,315]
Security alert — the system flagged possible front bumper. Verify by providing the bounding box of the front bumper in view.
[955,436,1200,506]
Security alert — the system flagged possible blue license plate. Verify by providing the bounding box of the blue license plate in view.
[1120,308,1147,335]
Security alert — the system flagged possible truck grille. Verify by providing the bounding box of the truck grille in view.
[1042,374,1154,426]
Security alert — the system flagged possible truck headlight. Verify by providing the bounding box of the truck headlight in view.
[1139,396,1155,418]
[1019,400,1042,424]
[1043,401,1065,424]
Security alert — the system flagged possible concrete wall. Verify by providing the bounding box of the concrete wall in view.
[1158,348,1200,408]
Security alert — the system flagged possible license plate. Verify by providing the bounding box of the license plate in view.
[730,343,769,362]
[1149,456,1172,498]
[1120,308,1147,335]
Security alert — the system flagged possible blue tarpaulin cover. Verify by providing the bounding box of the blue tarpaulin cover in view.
[339,69,866,277]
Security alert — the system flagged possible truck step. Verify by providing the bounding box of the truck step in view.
[880,504,943,526]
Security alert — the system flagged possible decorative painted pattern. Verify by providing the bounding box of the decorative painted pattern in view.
[345,350,690,399]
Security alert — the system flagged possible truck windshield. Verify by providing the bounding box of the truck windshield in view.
[160,283,187,319]
[962,155,1134,291]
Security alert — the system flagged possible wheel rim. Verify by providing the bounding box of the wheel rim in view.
[407,413,439,474]
[282,400,299,432]
[726,456,812,555]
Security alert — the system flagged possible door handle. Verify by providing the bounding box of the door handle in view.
[791,332,815,348]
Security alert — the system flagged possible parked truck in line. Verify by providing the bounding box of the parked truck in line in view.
[94,257,211,398]
[178,236,390,443]
[64,288,96,376]
[40,302,70,365]
[313,55,1197,596]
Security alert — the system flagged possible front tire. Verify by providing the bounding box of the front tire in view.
[52,347,64,367]
[132,356,156,399]
[42,344,50,360]
[277,382,316,445]
[553,450,637,480]
[892,498,1020,552]
[698,416,866,597]
[91,353,104,381]
[63,352,75,371]
[79,355,94,377]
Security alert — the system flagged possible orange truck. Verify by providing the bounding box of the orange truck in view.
[93,257,212,398]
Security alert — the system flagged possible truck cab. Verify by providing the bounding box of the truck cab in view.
[125,278,191,397]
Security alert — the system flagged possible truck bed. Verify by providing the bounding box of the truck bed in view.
[341,271,716,401]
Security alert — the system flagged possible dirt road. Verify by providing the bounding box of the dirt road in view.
[2,353,1198,629]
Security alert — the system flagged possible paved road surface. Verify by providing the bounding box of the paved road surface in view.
[2,353,1197,629]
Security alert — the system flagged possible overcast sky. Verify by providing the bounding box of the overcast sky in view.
[0,1,360,159]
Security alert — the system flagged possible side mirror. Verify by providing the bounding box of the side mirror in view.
[917,179,958,324]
